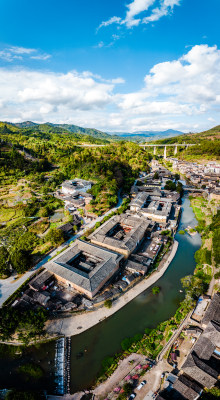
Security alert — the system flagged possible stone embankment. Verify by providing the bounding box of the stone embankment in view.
[46,240,179,337]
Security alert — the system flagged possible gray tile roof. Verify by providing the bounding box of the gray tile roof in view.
[202,293,220,326]
[173,375,202,400]
[126,259,148,274]
[182,319,220,389]
[45,240,123,296]
[29,270,53,290]
[89,214,150,253]
[182,352,218,388]
[130,192,149,209]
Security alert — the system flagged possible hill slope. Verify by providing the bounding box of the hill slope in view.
[152,125,220,160]
[8,121,185,142]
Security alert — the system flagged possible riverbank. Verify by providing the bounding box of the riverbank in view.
[46,240,179,337]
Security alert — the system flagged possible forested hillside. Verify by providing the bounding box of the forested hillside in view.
[150,125,220,160]
[0,122,110,144]
[0,129,151,277]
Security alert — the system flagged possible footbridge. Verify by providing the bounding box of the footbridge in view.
[140,143,197,159]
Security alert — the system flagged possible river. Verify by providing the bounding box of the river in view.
[0,196,201,394]
[69,196,201,392]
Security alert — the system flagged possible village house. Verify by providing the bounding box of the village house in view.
[181,293,220,389]
[88,214,151,258]
[181,320,220,389]
[209,190,220,201]
[45,239,123,298]
[61,178,92,196]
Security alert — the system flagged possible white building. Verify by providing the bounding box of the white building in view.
[61,179,92,196]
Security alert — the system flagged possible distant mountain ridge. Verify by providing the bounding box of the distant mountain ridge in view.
[111,129,185,140]
[11,121,185,141]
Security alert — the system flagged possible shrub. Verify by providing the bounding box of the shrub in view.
[17,363,43,380]
[104,299,112,309]
[152,286,160,295]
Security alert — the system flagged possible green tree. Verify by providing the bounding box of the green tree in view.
[104,299,112,308]
[5,390,44,400]
[152,286,160,295]
[0,246,10,277]
[11,249,29,274]
[181,275,207,299]
[174,173,180,180]
[17,363,43,381]
[39,206,50,217]
[164,180,176,191]
[201,387,220,399]
[213,228,220,266]
[45,228,65,246]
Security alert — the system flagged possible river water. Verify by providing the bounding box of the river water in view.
[69,196,201,393]
[0,196,201,394]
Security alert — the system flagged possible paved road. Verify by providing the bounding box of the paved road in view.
[207,264,215,297]
[0,192,123,307]
[157,311,192,361]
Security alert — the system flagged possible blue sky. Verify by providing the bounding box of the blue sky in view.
[0,0,219,132]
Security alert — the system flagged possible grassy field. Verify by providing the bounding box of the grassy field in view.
[29,219,49,234]
[0,207,24,224]
[190,197,210,221]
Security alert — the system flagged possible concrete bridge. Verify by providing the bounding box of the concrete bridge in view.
[140,143,197,159]
[75,142,198,159]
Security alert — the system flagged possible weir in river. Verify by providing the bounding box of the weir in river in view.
[54,337,71,395]
[54,338,65,395]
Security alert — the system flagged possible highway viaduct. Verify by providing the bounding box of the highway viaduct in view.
[139,143,197,159]
[77,142,197,159]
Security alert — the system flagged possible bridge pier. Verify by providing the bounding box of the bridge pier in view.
[174,145,178,155]
[164,146,167,159]
[154,146,156,155]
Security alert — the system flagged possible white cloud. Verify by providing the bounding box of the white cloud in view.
[31,54,51,60]
[0,68,116,124]
[0,45,219,133]
[98,16,122,30]
[98,0,181,30]
[8,46,36,55]
[0,45,51,62]
[125,0,155,27]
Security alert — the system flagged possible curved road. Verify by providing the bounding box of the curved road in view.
[0,191,123,307]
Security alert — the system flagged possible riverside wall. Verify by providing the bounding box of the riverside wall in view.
[46,240,179,337]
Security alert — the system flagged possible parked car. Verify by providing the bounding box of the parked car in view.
[137,380,147,390]
[128,394,136,400]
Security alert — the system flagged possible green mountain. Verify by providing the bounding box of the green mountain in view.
[8,121,185,142]
[12,121,118,141]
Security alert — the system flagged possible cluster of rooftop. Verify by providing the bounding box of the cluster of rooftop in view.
[157,293,220,400]
[130,169,181,232]
[42,168,180,301]
[15,168,180,310]
[170,159,220,199]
